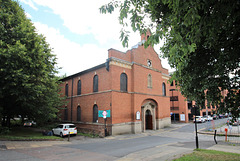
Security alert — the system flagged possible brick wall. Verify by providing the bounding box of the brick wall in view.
[59,34,171,135]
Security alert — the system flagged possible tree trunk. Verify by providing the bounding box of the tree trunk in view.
[6,115,11,128]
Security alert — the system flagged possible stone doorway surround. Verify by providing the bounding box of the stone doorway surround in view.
[141,100,157,132]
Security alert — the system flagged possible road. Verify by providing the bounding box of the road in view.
[0,118,237,161]
[173,117,228,133]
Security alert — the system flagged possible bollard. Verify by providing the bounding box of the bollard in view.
[214,130,217,144]
[68,131,70,142]
[224,128,228,142]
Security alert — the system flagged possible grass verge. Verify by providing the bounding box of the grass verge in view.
[173,149,240,161]
[0,127,62,141]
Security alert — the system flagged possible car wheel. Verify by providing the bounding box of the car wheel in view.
[60,132,64,138]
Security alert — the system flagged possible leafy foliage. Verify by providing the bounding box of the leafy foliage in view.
[100,0,240,118]
[0,0,63,126]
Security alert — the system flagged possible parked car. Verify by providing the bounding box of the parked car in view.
[203,115,213,121]
[232,118,240,126]
[52,124,77,137]
[224,113,229,118]
[193,116,205,123]
[219,114,224,119]
[212,114,219,120]
[202,116,207,122]
[23,120,36,127]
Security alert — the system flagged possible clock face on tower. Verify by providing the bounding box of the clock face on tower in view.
[147,60,152,67]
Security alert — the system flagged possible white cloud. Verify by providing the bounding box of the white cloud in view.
[25,12,32,18]
[33,21,173,76]
[33,22,108,76]
[31,0,141,47]
[23,0,174,75]
[20,0,38,11]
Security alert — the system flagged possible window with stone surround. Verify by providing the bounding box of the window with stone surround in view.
[77,80,81,95]
[65,84,68,97]
[93,75,98,92]
[77,106,81,121]
[148,74,152,88]
[93,104,98,123]
[162,82,166,96]
[120,73,128,92]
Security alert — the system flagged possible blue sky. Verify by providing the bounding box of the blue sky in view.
[18,0,172,76]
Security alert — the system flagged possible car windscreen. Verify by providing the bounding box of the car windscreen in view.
[66,125,76,128]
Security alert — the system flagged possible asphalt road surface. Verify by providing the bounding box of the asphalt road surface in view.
[0,118,232,161]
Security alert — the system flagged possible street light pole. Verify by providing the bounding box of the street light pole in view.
[104,117,107,137]
[194,106,199,149]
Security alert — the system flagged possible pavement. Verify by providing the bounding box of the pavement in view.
[0,123,239,161]
[108,123,240,161]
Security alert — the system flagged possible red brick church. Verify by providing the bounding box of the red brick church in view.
[60,32,171,136]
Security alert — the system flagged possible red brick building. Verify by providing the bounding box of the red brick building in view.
[169,80,192,123]
[60,33,171,136]
[170,80,223,123]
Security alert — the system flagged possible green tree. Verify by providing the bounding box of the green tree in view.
[100,0,240,118]
[0,0,63,127]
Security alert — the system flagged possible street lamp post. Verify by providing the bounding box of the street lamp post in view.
[104,117,107,137]
[194,106,199,149]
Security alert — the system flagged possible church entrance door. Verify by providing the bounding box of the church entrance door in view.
[145,110,153,130]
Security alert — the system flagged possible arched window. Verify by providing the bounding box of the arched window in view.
[148,74,152,88]
[64,107,68,120]
[120,73,128,92]
[93,75,98,92]
[93,105,98,123]
[77,106,81,121]
[65,84,68,97]
[77,80,81,95]
[162,82,166,96]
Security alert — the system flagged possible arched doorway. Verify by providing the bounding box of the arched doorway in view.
[141,99,157,132]
[145,110,153,130]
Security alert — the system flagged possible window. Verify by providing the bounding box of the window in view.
[120,73,128,92]
[93,75,98,92]
[170,81,174,86]
[68,125,76,128]
[65,84,68,97]
[77,106,81,121]
[187,100,192,110]
[93,105,98,123]
[77,80,81,95]
[162,82,166,96]
[148,74,152,88]
[57,125,63,128]
[147,59,152,67]
[170,96,178,101]
[64,107,68,120]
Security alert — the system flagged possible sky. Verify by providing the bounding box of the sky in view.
[18,0,173,76]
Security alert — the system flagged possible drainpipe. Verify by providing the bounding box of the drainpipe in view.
[71,77,74,122]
